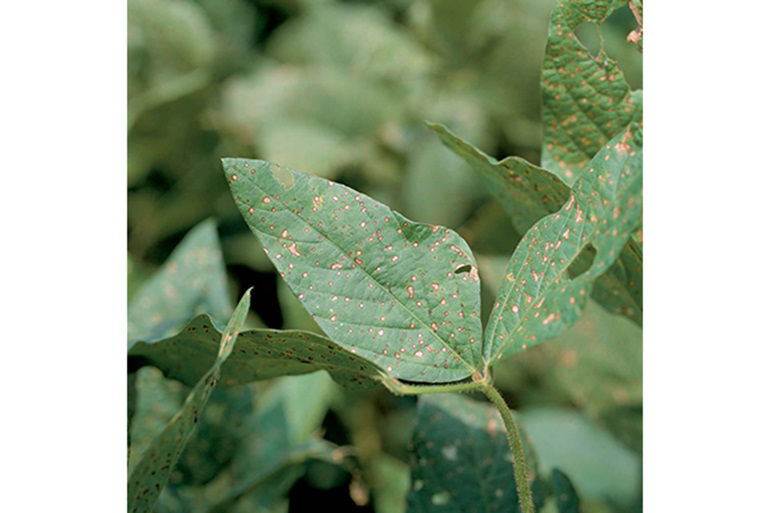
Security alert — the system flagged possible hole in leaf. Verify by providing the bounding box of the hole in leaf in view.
[601,6,642,89]
[574,22,601,57]
[566,243,596,278]
[454,264,472,274]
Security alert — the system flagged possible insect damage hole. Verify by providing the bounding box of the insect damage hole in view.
[454,264,472,274]
[566,243,596,278]
[574,22,601,58]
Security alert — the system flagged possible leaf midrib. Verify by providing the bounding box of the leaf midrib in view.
[485,205,591,361]
[244,171,479,375]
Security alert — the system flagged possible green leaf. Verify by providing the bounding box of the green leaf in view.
[211,372,342,513]
[520,407,640,506]
[505,299,642,454]
[128,219,232,349]
[541,0,642,184]
[430,121,642,326]
[402,135,484,228]
[173,385,255,486]
[223,158,484,383]
[267,3,432,84]
[129,314,387,389]
[429,122,570,237]
[372,454,410,513]
[128,289,252,513]
[128,366,185,474]
[484,124,642,363]
[550,468,580,513]
[406,394,539,513]
[212,439,338,513]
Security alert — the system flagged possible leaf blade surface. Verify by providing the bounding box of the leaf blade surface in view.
[541,0,642,184]
[407,394,539,513]
[127,290,251,513]
[128,219,232,349]
[485,124,642,363]
[129,314,387,389]
[223,158,484,382]
[431,123,642,325]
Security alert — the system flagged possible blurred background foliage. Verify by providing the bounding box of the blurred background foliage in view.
[128,1,642,512]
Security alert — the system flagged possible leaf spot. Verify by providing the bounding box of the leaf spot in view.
[441,445,458,461]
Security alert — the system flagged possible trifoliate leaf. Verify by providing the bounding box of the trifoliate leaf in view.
[430,122,642,326]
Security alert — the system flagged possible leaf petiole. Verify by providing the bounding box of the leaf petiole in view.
[381,376,485,395]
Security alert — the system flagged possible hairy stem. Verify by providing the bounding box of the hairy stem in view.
[382,376,485,395]
[480,384,535,513]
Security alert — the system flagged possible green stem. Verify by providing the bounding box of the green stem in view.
[480,384,535,513]
[382,376,484,395]
[383,372,534,513]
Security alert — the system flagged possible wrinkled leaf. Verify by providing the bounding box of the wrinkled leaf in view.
[223,158,484,382]
[129,314,387,389]
[128,289,252,513]
[407,394,540,513]
[128,219,232,348]
[541,0,641,184]
[431,122,642,325]
[485,125,642,363]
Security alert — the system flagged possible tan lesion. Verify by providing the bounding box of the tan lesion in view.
[626,1,643,51]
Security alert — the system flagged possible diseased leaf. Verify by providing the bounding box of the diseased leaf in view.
[551,468,580,513]
[128,290,251,513]
[520,407,640,506]
[429,122,568,235]
[129,314,387,389]
[406,394,540,513]
[485,124,642,363]
[223,158,484,382]
[212,439,339,513]
[431,121,642,326]
[131,374,340,513]
[128,219,232,348]
[173,385,255,486]
[504,299,642,454]
[128,366,185,474]
[589,237,642,324]
[541,0,642,184]
[214,372,343,513]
